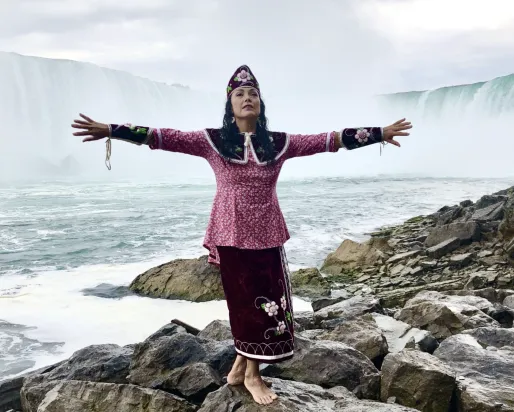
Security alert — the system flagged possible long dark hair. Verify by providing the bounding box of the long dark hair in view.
[219,98,276,164]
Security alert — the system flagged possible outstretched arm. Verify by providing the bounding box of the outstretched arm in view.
[72,113,212,168]
[286,119,411,159]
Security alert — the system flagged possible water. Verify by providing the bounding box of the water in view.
[1,175,512,380]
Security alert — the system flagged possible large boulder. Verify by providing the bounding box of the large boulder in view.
[36,380,197,412]
[396,291,499,340]
[315,314,389,366]
[381,350,456,412]
[129,256,224,302]
[434,334,514,411]
[197,320,232,341]
[128,333,235,389]
[321,239,386,279]
[261,336,381,399]
[20,344,134,412]
[290,267,331,299]
[198,379,418,412]
[424,222,480,248]
[462,327,514,349]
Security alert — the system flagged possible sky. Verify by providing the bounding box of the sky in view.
[1,0,514,95]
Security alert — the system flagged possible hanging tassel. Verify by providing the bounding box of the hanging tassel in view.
[105,138,112,170]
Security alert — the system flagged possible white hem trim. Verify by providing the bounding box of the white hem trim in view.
[235,347,294,361]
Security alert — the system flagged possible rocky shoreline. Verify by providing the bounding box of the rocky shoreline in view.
[1,186,514,411]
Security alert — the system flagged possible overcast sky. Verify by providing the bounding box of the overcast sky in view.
[1,0,514,95]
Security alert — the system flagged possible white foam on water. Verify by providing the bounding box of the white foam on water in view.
[0,257,312,379]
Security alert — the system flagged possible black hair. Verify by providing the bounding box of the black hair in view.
[219,98,276,164]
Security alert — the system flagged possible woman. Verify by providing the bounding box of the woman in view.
[72,64,411,405]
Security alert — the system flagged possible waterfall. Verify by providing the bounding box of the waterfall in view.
[1,51,513,180]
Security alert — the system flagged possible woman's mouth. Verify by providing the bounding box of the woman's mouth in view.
[243,105,253,110]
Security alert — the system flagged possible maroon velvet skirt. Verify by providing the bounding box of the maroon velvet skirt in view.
[216,246,295,363]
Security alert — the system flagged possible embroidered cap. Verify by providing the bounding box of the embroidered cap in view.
[226,65,260,97]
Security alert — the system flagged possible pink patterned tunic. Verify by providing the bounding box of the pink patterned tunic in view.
[147,129,339,265]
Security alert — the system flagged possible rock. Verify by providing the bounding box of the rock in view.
[386,251,420,265]
[464,271,499,290]
[36,380,196,412]
[499,195,514,241]
[449,252,474,267]
[463,327,514,349]
[434,334,514,411]
[294,311,316,330]
[261,336,381,399]
[435,205,463,226]
[321,239,385,279]
[447,287,514,304]
[396,291,499,340]
[198,378,418,412]
[197,320,232,341]
[371,314,438,354]
[377,278,467,308]
[475,194,508,210]
[19,345,133,412]
[311,296,347,312]
[146,322,187,341]
[472,201,505,222]
[81,283,135,299]
[460,200,473,207]
[425,222,480,248]
[506,238,514,260]
[316,314,389,366]
[129,255,224,302]
[160,362,222,404]
[313,296,384,327]
[290,268,331,299]
[478,250,494,258]
[128,333,235,388]
[381,350,456,412]
[426,237,461,259]
[420,260,438,269]
[298,329,325,340]
[505,295,514,309]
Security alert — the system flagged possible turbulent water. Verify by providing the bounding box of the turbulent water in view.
[0,52,514,381]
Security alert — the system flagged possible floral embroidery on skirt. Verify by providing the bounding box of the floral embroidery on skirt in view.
[217,246,295,363]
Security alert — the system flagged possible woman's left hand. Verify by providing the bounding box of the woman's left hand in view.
[383,118,412,147]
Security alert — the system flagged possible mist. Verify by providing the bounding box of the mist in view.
[0,51,513,183]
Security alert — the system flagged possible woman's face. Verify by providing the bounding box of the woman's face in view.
[230,87,261,121]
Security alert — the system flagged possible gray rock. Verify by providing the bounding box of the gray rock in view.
[146,323,187,341]
[475,194,508,210]
[311,296,347,312]
[463,327,514,349]
[291,268,331,299]
[36,380,196,412]
[294,311,316,330]
[160,362,222,404]
[425,222,480,248]
[464,271,500,290]
[396,291,499,340]
[434,334,514,411]
[386,251,420,265]
[261,336,381,399]
[128,333,235,388]
[499,195,514,241]
[198,378,418,412]
[197,320,232,342]
[471,201,505,222]
[315,315,388,366]
[313,296,384,327]
[381,350,456,412]
[449,252,474,267]
[505,295,514,309]
[426,237,461,259]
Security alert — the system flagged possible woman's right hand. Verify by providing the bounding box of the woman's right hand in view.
[72,113,110,142]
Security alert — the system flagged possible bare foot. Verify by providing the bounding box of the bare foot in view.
[227,356,246,386]
[244,375,278,405]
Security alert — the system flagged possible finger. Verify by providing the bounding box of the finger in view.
[71,124,91,130]
[393,132,410,136]
[73,119,90,125]
[82,136,103,142]
[395,124,412,131]
[73,131,93,136]
[80,113,94,122]
[385,138,401,147]
[393,118,406,125]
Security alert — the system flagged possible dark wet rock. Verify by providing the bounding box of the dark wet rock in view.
[81,283,134,299]
[425,222,480,248]
[426,237,461,259]
[311,296,347,312]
